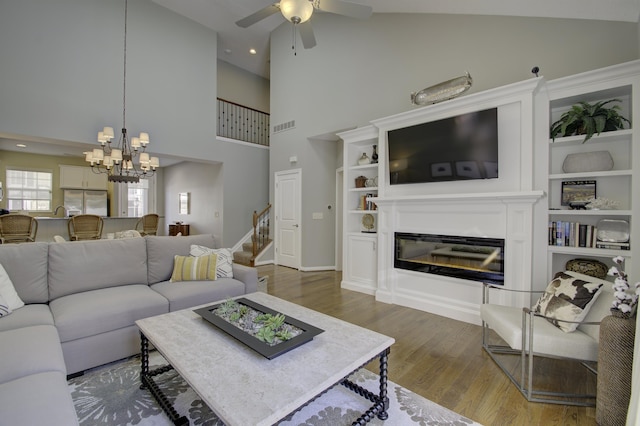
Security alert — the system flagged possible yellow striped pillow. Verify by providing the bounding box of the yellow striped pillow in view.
[170,254,218,282]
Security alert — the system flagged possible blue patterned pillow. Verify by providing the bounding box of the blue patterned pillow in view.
[190,245,234,278]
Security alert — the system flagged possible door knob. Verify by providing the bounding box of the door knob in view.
[293,224,299,228]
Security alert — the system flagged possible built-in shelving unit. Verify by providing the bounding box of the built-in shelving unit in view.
[546,62,639,280]
[339,125,379,294]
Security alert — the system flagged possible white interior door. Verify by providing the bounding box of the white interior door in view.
[275,169,301,269]
[335,167,343,271]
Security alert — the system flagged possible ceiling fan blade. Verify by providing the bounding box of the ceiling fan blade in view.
[235,4,281,28]
[298,21,316,49]
[317,0,372,20]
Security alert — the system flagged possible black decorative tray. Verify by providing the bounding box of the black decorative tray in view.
[194,298,324,359]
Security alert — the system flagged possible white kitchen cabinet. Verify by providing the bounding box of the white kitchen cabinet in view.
[59,165,107,190]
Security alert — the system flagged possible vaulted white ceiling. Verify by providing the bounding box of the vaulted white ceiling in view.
[151,0,640,79]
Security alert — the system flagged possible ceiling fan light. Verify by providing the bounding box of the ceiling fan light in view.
[280,0,313,24]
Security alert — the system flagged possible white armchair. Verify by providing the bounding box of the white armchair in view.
[480,270,613,406]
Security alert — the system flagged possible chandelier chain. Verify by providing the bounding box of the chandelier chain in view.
[86,0,159,183]
[122,0,127,129]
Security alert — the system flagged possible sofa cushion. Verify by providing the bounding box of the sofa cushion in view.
[0,262,24,311]
[50,285,168,342]
[151,277,247,312]
[0,325,67,384]
[48,238,148,300]
[170,253,218,282]
[0,304,54,332]
[480,303,599,361]
[146,234,216,284]
[0,372,79,426]
[0,242,49,303]
[190,245,234,278]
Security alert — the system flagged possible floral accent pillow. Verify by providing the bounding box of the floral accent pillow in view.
[533,271,604,332]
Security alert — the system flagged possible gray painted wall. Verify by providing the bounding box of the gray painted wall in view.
[0,0,217,158]
[218,60,270,113]
[160,141,269,247]
[269,13,639,269]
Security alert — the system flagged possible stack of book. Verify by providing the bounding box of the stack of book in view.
[595,240,631,250]
[549,221,630,250]
[359,194,377,211]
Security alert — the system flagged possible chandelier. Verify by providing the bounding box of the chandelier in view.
[85,0,159,183]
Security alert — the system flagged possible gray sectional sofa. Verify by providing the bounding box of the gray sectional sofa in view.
[0,234,258,425]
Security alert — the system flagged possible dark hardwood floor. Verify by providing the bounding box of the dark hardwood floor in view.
[256,264,597,426]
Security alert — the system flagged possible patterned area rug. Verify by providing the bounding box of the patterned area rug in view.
[68,352,482,426]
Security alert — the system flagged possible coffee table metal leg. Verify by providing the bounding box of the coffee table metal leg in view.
[341,347,391,424]
[139,332,188,426]
[377,347,390,420]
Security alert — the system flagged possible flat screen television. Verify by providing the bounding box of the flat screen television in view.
[387,108,498,185]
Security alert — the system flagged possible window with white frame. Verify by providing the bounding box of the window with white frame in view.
[6,169,53,212]
[126,179,150,217]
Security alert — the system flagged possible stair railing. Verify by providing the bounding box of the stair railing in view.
[252,203,271,257]
[217,98,270,146]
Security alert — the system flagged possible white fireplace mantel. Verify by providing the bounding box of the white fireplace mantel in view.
[374,190,545,325]
[341,76,550,325]
[372,190,545,205]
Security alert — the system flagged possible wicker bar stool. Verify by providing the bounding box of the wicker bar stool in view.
[68,214,104,241]
[0,214,38,243]
[135,213,159,236]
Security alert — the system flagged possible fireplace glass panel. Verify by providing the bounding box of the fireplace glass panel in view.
[394,232,505,285]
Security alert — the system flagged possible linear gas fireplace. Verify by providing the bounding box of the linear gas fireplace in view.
[394,232,505,285]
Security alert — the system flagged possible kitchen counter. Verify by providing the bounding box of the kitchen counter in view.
[34,216,141,242]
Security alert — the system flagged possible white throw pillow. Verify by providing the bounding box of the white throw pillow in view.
[0,293,12,317]
[0,263,24,311]
[190,245,234,278]
[533,270,604,333]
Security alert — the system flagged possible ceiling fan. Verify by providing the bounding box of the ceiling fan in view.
[236,0,373,50]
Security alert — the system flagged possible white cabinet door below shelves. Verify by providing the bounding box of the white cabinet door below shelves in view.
[345,234,377,290]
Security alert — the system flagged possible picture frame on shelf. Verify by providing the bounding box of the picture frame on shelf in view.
[561,180,596,207]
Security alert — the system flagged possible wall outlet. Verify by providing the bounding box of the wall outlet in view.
[312,212,323,220]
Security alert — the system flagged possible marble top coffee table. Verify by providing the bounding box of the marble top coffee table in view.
[135,292,395,426]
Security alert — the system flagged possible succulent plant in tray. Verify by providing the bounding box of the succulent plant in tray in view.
[213,299,302,345]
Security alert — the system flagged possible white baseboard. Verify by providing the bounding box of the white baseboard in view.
[300,265,336,272]
[341,280,376,296]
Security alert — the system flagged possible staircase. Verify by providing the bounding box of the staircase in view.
[233,204,271,267]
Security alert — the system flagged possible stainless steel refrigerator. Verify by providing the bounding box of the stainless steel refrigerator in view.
[63,190,108,216]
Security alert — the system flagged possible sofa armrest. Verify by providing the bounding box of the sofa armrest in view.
[232,263,258,294]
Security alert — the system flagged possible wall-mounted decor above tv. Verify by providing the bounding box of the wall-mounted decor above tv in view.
[388,108,498,185]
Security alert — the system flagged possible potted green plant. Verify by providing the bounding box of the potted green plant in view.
[550,99,631,143]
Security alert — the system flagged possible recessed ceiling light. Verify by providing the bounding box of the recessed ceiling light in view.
[16,143,27,148]
[249,48,257,55]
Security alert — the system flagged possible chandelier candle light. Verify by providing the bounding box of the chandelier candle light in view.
[86,0,159,183]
